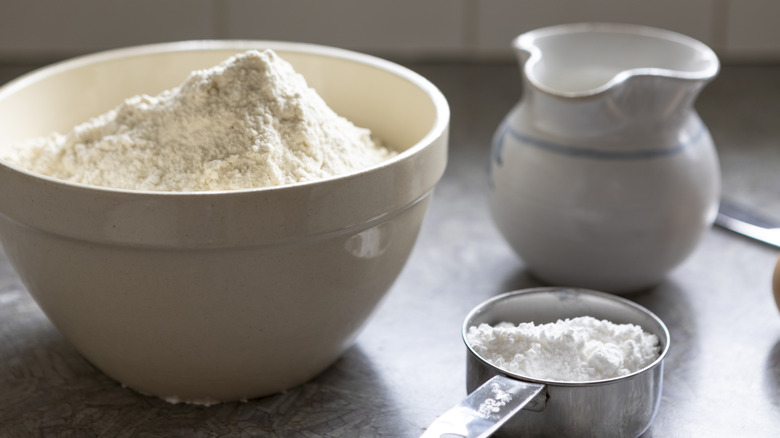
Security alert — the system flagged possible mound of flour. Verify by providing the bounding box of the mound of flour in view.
[467,316,660,381]
[7,49,395,191]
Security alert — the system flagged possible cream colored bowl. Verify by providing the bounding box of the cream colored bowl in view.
[0,41,449,404]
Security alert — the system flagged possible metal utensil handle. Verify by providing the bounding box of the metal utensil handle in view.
[420,375,546,438]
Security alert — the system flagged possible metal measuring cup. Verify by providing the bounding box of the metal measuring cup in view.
[422,287,670,438]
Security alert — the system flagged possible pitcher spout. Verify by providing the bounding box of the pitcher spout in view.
[514,22,719,97]
[512,23,720,140]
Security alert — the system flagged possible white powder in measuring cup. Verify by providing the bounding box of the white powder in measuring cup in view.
[466,316,660,381]
[6,49,395,191]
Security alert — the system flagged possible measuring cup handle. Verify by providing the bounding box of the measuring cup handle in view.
[420,375,547,438]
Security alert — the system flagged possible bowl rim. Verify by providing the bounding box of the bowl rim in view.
[0,40,450,247]
[0,39,450,197]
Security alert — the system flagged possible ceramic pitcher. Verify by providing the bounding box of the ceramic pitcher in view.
[489,23,721,293]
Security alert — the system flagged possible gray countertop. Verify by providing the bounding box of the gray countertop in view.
[0,61,779,437]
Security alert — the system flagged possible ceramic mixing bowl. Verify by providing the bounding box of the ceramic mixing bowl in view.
[0,41,449,404]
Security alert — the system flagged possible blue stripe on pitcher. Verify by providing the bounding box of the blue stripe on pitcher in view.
[492,121,705,165]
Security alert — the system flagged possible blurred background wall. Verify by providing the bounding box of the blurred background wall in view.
[0,0,778,64]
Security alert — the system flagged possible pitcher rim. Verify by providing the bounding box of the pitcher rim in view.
[513,22,720,98]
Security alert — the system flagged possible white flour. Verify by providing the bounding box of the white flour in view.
[467,316,660,381]
[7,49,395,191]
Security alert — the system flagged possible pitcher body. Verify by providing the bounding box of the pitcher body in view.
[489,23,721,293]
